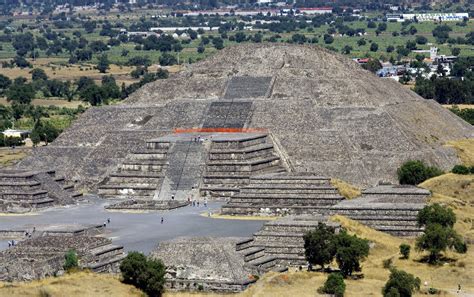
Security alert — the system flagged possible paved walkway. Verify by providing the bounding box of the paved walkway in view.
[0,197,266,254]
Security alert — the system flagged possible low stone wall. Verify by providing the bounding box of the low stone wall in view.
[165,278,256,293]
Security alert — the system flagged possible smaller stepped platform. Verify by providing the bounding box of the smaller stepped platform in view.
[330,184,430,237]
[221,173,344,216]
[0,169,83,213]
[98,140,170,200]
[0,230,125,281]
[236,215,339,268]
[105,199,189,211]
[200,133,286,199]
[151,237,259,292]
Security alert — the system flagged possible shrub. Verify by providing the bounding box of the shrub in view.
[382,268,420,297]
[334,230,370,277]
[452,165,470,175]
[428,287,439,294]
[416,223,467,263]
[303,223,336,269]
[399,244,411,259]
[417,204,455,228]
[397,160,443,185]
[63,249,78,271]
[385,287,401,297]
[320,273,345,297]
[383,257,393,269]
[120,251,166,297]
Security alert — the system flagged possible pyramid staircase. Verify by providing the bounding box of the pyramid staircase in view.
[200,134,286,199]
[98,140,170,200]
[221,174,345,216]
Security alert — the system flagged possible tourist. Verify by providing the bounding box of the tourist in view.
[197,201,200,207]
[107,218,111,224]
[161,217,164,224]
[204,198,208,207]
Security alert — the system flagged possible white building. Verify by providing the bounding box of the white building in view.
[2,129,30,139]
[402,13,469,22]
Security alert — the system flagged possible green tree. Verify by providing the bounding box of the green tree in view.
[357,39,366,46]
[415,204,466,263]
[417,203,455,228]
[197,44,205,54]
[452,165,470,175]
[399,244,410,259]
[370,42,379,52]
[362,59,382,73]
[451,48,461,56]
[101,75,120,99]
[96,54,110,73]
[382,268,420,297]
[6,80,35,104]
[341,45,353,55]
[303,223,336,269]
[320,273,345,297]
[385,287,401,297]
[334,230,370,277]
[80,84,106,106]
[120,252,166,297]
[159,53,177,66]
[397,160,443,185]
[30,129,41,146]
[63,249,79,271]
[235,32,246,43]
[0,74,12,93]
[31,68,48,81]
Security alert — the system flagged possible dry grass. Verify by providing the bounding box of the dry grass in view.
[0,148,28,167]
[443,104,474,110]
[331,178,362,199]
[420,173,473,204]
[0,59,137,83]
[420,173,474,241]
[0,98,87,108]
[445,139,474,166]
[0,271,143,297]
[0,59,182,85]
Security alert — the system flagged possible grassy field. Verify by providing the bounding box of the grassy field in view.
[0,147,28,167]
[0,98,86,108]
[0,271,143,297]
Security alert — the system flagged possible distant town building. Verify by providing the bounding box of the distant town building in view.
[402,13,468,22]
[2,129,31,139]
[298,7,333,15]
[387,12,468,22]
